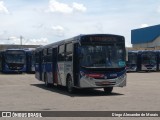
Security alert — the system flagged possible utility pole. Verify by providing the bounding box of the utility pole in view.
[20,36,23,46]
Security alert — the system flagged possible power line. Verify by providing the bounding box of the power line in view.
[0,36,24,45]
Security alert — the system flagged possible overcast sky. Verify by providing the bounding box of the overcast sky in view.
[0,0,160,46]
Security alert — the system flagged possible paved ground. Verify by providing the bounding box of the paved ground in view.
[0,72,160,120]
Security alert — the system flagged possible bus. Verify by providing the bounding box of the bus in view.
[26,48,36,73]
[0,51,3,72]
[0,49,26,73]
[35,34,127,93]
[127,50,157,72]
[139,50,157,71]
[155,50,160,71]
[126,51,138,72]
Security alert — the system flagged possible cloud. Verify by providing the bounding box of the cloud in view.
[47,0,86,14]
[140,24,149,28]
[157,6,160,13]
[51,25,65,37]
[48,0,73,14]
[95,23,104,33]
[7,36,21,44]
[32,24,44,29]
[72,2,87,12]
[0,1,9,14]
[25,38,49,45]
[2,36,49,45]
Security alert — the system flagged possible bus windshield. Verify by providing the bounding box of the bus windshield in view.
[141,53,156,64]
[79,44,125,68]
[128,53,137,64]
[32,55,35,65]
[5,51,25,64]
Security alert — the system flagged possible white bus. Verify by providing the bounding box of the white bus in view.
[35,34,127,94]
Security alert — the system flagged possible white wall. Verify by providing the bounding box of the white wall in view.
[133,36,160,48]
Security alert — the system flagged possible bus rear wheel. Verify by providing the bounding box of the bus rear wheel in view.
[67,76,74,94]
[103,87,113,94]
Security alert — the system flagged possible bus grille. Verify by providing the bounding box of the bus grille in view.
[95,81,116,86]
[8,63,24,70]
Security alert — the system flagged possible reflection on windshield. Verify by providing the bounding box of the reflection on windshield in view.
[128,53,137,64]
[5,51,25,64]
[32,55,35,65]
[79,45,125,68]
[142,53,156,64]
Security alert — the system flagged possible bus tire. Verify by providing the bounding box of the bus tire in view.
[103,87,113,94]
[67,76,74,94]
[44,73,50,87]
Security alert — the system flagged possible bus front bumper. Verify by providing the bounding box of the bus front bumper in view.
[141,65,157,71]
[79,74,126,88]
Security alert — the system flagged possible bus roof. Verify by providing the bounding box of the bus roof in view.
[35,34,124,51]
[5,49,26,51]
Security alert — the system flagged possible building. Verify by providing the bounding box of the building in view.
[0,44,40,51]
[131,24,160,49]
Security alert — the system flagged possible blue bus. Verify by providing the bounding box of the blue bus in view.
[126,51,138,72]
[155,50,160,71]
[0,51,3,72]
[35,34,127,94]
[127,50,157,72]
[0,49,26,73]
[139,50,157,71]
[26,48,36,73]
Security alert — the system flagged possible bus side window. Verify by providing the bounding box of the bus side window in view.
[42,49,47,62]
[47,48,52,62]
[35,52,39,64]
[66,43,73,61]
[58,45,65,61]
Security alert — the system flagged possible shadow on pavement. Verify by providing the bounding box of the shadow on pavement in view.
[31,84,124,97]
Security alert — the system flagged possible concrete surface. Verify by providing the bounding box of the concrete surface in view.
[0,72,160,120]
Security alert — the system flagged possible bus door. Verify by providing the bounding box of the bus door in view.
[37,51,42,80]
[73,43,79,86]
[35,51,42,80]
[0,53,2,71]
[26,52,31,72]
[64,43,73,84]
[57,45,65,85]
[31,52,35,72]
[158,52,160,71]
[52,48,58,85]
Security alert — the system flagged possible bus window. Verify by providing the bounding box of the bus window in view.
[59,45,65,54]
[48,48,52,55]
[43,49,47,56]
[58,45,65,61]
[66,43,72,53]
[79,44,125,68]
[46,48,52,62]
[66,43,72,61]
[141,53,156,64]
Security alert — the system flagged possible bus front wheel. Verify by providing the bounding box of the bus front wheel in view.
[67,76,74,94]
[103,87,113,94]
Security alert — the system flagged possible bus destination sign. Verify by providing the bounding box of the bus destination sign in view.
[89,36,118,42]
